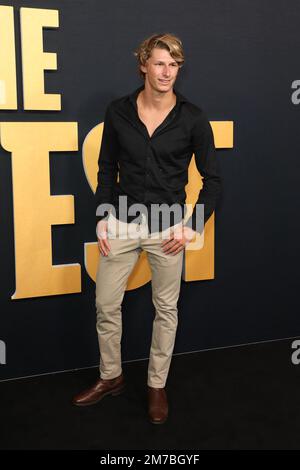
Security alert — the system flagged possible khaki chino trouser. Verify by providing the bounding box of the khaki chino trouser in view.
[95,212,184,388]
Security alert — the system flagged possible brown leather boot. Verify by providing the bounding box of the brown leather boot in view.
[147,386,168,424]
[72,373,125,406]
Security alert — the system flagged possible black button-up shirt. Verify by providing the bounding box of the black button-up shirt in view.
[95,84,222,234]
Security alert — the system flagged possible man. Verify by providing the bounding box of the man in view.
[73,33,222,424]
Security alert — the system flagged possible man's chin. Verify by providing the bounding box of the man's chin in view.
[156,82,174,92]
[158,81,172,86]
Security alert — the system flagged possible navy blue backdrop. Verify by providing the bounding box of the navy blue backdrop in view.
[0,0,299,380]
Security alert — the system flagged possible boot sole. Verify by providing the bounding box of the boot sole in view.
[73,384,125,407]
[149,416,168,425]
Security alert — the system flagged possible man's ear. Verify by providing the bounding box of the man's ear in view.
[140,64,147,75]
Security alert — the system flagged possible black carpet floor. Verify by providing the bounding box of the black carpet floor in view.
[1,338,300,450]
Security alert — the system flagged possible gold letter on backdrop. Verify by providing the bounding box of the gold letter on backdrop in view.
[82,121,233,288]
[183,121,233,281]
[0,122,80,299]
[0,5,17,109]
[20,7,61,110]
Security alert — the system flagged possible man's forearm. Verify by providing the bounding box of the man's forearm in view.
[95,103,119,226]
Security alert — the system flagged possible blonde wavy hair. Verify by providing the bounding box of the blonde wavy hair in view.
[133,33,185,80]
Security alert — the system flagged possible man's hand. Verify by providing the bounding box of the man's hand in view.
[96,219,111,256]
[161,225,196,255]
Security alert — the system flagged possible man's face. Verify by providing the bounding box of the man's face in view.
[140,47,180,93]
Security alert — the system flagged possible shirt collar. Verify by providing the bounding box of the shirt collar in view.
[128,84,188,111]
